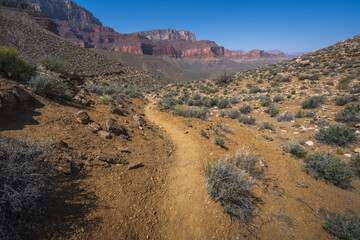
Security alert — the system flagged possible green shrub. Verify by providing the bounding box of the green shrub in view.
[205,160,256,222]
[350,154,360,177]
[239,105,252,114]
[335,103,360,123]
[214,137,225,147]
[0,136,53,239]
[228,110,240,119]
[304,153,353,189]
[283,142,307,158]
[249,85,261,94]
[99,95,112,104]
[173,105,209,119]
[124,88,143,98]
[217,98,229,109]
[302,95,325,109]
[266,106,280,117]
[214,73,235,86]
[0,46,32,80]
[203,97,218,107]
[42,56,69,74]
[200,129,207,137]
[161,97,182,109]
[29,74,66,97]
[295,110,305,118]
[315,125,357,146]
[324,212,360,239]
[335,95,358,106]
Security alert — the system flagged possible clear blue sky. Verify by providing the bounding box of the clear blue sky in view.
[73,0,360,53]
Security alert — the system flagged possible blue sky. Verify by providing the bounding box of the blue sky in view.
[73,0,360,53]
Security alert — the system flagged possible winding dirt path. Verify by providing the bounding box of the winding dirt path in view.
[144,100,234,239]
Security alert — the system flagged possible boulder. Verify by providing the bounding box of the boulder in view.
[133,114,146,126]
[105,118,126,136]
[98,130,111,139]
[75,111,90,124]
[110,105,128,116]
[87,122,102,133]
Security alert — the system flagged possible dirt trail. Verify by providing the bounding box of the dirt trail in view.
[144,100,234,239]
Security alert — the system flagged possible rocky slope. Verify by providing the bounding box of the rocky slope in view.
[225,49,285,62]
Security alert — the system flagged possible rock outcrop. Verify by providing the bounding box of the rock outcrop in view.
[224,49,285,62]
[137,29,196,43]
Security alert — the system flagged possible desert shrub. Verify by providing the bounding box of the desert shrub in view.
[304,111,316,118]
[273,95,284,102]
[99,94,112,104]
[86,84,120,95]
[124,88,143,98]
[0,46,32,80]
[283,142,307,158]
[200,129,207,137]
[315,125,357,146]
[214,137,225,147]
[217,98,229,109]
[259,96,272,106]
[29,74,66,97]
[335,103,360,123]
[203,97,218,107]
[350,83,360,93]
[277,112,295,122]
[281,75,292,82]
[239,105,252,114]
[301,95,325,109]
[42,56,69,74]
[335,95,358,106]
[324,212,360,240]
[304,153,353,189]
[234,151,263,178]
[295,110,305,118]
[0,136,53,239]
[249,85,261,94]
[265,106,280,117]
[173,105,209,119]
[205,160,256,222]
[161,97,182,109]
[228,110,240,119]
[349,154,360,177]
[238,115,256,125]
[215,73,235,86]
[260,121,275,131]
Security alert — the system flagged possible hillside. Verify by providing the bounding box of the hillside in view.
[0,3,170,87]
[152,33,360,239]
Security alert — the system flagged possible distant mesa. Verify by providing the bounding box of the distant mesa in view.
[23,0,286,62]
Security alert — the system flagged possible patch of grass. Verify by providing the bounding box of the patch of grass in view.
[0,136,53,239]
[283,142,308,158]
[29,74,66,98]
[301,95,325,109]
[99,95,112,105]
[315,125,357,146]
[324,212,360,239]
[295,110,305,118]
[304,153,353,189]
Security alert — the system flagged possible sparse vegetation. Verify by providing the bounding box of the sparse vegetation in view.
[277,112,295,122]
[238,115,256,125]
[260,121,275,131]
[350,154,360,177]
[239,105,252,114]
[335,103,360,123]
[173,105,209,119]
[214,137,225,147]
